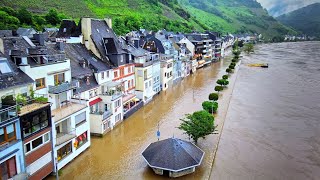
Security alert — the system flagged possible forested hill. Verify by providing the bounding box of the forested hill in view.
[1,0,295,38]
[276,3,320,36]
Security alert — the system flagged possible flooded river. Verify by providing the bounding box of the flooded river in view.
[56,53,232,179]
[211,42,320,180]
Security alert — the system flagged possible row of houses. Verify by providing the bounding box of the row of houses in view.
[0,18,235,179]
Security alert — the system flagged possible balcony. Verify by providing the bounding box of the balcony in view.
[123,100,143,119]
[0,105,18,124]
[56,128,76,146]
[90,110,112,122]
[52,102,87,123]
[101,91,122,101]
[135,60,154,67]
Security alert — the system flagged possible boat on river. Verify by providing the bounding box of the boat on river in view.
[248,63,268,68]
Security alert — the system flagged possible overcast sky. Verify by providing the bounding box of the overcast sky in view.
[256,0,320,16]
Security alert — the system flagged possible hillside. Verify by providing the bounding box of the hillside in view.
[276,3,320,36]
[1,0,295,38]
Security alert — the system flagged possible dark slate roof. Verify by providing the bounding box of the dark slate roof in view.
[48,82,75,94]
[144,35,165,53]
[73,76,99,94]
[90,19,126,61]
[127,45,148,57]
[64,43,110,75]
[0,30,13,37]
[0,54,34,90]
[142,138,204,171]
[57,20,81,38]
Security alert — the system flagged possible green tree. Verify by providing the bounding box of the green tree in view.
[209,93,219,101]
[216,79,224,87]
[178,110,215,144]
[17,7,33,25]
[202,101,218,114]
[244,43,254,53]
[215,86,223,93]
[45,9,61,25]
[0,11,20,30]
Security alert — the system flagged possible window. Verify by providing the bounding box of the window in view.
[115,113,121,122]
[0,156,17,179]
[106,71,109,78]
[120,68,124,77]
[114,71,118,78]
[21,109,49,138]
[131,79,134,87]
[89,90,97,98]
[128,81,131,89]
[75,112,86,126]
[101,72,104,80]
[0,61,12,74]
[0,124,16,145]
[145,82,148,88]
[24,132,50,154]
[57,142,72,162]
[54,73,65,85]
[103,121,111,131]
[35,78,46,90]
[132,66,134,72]
[149,81,151,87]
[75,132,88,150]
[115,99,121,108]
[164,73,167,77]
[32,136,43,149]
[128,67,131,73]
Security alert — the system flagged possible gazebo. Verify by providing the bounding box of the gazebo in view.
[142,138,205,178]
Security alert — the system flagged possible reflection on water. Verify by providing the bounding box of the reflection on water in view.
[53,55,231,180]
[212,42,320,180]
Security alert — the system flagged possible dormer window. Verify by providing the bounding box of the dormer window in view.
[63,28,66,33]
[0,59,13,74]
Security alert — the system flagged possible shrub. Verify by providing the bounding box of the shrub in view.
[232,59,237,63]
[231,62,236,66]
[202,101,219,114]
[209,93,219,101]
[229,65,235,69]
[222,75,229,80]
[226,68,232,73]
[216,79,225,86]
[215,86,223,92]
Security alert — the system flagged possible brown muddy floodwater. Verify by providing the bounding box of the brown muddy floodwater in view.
[211,42,320,180]
[55,53,232,180]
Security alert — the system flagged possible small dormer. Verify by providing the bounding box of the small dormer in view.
[0,57,14,75]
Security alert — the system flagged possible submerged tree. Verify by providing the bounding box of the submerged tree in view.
[215,85,223,93]
[202,101,219,114]
[178,110,215,144]
[209,93,219,101]
[244,43,254,53]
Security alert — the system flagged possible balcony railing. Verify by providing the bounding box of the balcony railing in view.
[56,128,76,146]
[101,91,122,101]
[0,105,18,124]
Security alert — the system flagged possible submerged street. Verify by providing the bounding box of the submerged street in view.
[56,55,232,179]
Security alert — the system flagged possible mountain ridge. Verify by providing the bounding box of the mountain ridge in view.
[0,0,295,38]
[276,3,320,36]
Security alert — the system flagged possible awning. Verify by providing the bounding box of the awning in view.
[133,98,140,102]
[89,98,102,106]
[123,94,136,104]
[198,60,205,65]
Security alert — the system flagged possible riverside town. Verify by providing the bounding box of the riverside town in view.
[0,17,246,179]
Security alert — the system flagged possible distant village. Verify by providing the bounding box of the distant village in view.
[0,18,261,179]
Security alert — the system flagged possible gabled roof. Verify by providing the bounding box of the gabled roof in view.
[64,43,110,76]
[90,19,126,61]
[142,138,204,172]
[0,30,13,37]
[73,76,99,94]
[0,53,34,90]
[57,20,81,38]
[144,35,165,53]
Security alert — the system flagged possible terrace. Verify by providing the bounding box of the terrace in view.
[52,102,86,123]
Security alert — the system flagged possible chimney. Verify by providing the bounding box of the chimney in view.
[33,33,45,46]
[57,42,64,51]
[104,18,112,29]
[86,76,90,85]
